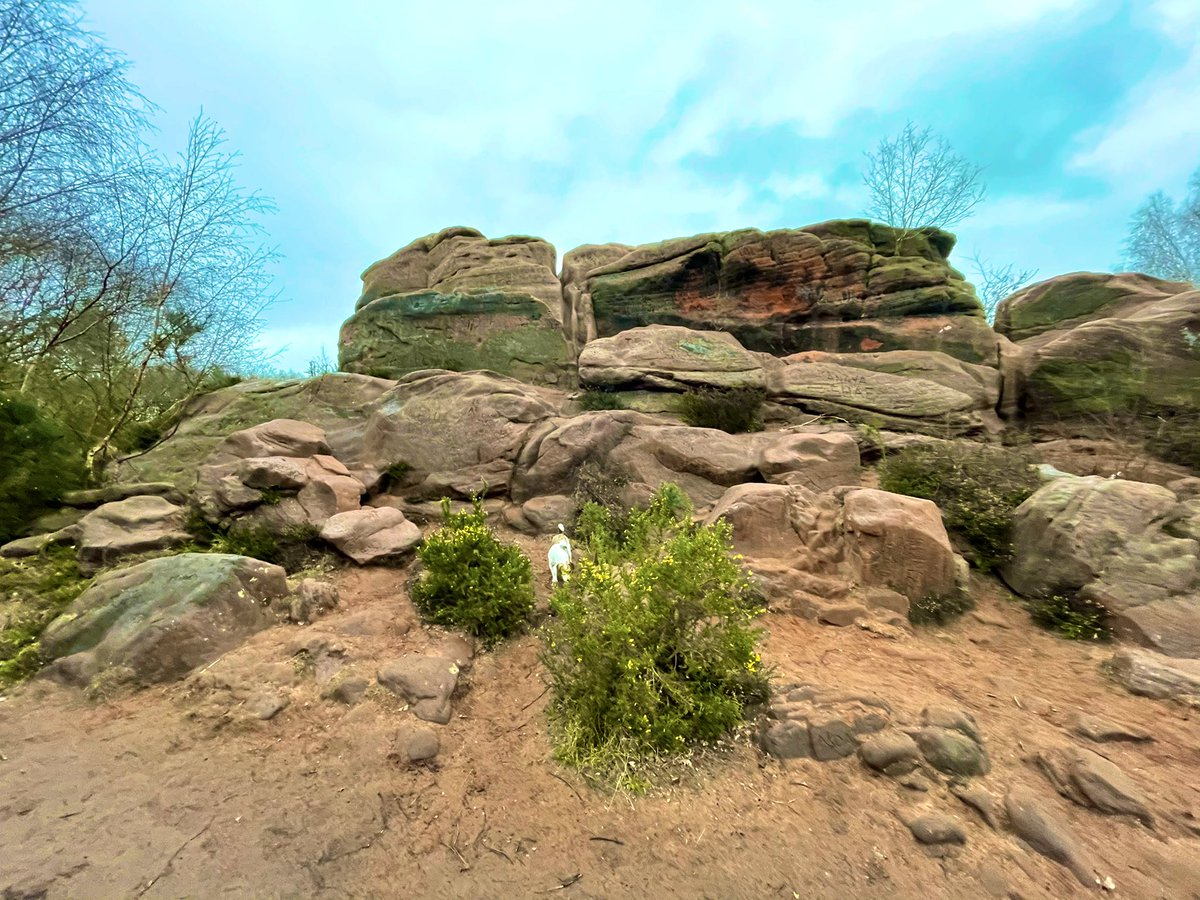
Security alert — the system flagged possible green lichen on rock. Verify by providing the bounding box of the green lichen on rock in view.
[339,290,573,387]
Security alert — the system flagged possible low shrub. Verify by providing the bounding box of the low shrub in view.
[1027,593,1111,642]
[878,442,1040,571]
[542,484,769,791]
[0,547,91,688]
[579,388,625,411]
[410,497,534,644]
[0,393,87,543]
[908,591,974,626]
[1141,410,1200,472]
[571,459,630,542]
[184,513,327,573]
[676,386,765,434]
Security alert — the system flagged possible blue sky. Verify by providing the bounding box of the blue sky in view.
[80,0,1200,372]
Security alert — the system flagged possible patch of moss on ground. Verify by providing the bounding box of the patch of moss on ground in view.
[0,547,91,687]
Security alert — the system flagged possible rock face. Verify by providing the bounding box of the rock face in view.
[577,325,1002,434]
[113,374,395,490]
[995,272,1200,423]
[1003,476,1200,657]
[339,227,572,387]
[562,221,997,364]
[40,554,288,687]
[706,483,961,618]
[357,370,566,500]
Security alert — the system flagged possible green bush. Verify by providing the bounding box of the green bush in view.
[410,497,534,644]
[1027,593,1111,642]
[0,394,87,543]
[572,459,630,541]
[542,484,769,791]
[0,547,91,688]
[908,591,974,626]
[579,388,625,411]
[184,513,326,574]
[676,386,765,434]
[878,442,1039,571]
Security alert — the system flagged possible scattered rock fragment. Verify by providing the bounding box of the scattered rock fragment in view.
[246,691,289,720]
[913,727,990,777]
[1036,746,1155,827]
[390,724,440,763]
[859,731,920,776]
[907,814,966,846]
[377,657,460,724]
[322,676,370,706]
[1066,711,1153,744]
[758,721,812,759]
[289,579,339,624]
[1107,648,1200,699]
[1004,785,1101,888]
[950,782,1001,829]
[921,705,983,744]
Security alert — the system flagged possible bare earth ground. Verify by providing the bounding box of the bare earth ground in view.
[3,537,1200,900]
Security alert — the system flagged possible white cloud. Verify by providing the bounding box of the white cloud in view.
[1069,0,1200,192]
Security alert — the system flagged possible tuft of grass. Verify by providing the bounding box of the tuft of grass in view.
[0,547,91,688]
[908,591,974,626]
[579,388,625,411]
[879,442,1040,572]
[1027,593,1111,642]
[676,386,765,434]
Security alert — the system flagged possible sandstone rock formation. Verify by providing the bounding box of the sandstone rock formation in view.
[578,324,1003,434]
[74,495,191,573]
[705,483,963,620]
[995,272,1200,423]
[1002,475,1200,657]
[40,554,289,688]
[562,221,998,364]
[339,227,572,387]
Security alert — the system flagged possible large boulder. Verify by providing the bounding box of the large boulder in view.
[339,227,572,387]
[74,496,191,572]
[563,221,1000,364]
[112,374,394,489]
[1003,476,1200,657]
[705,483,962,619]
[510,413,861,508]
[995,273,1200,423]
[356,370,566,500]
[40,553,289,687]
[320,507,422,564]
[577,325,1000,435]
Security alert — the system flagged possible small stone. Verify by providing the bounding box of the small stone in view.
[377,656,459,724]
[899,773,932,792]
[907,814,966,846]
[759,721,812,759]
[950,782,1001,829]
[1066,712,1153,744]
[809,718,859,761]
[1005,785,1098,888]
[860,731,920,776]
[818,603,868,627]
[921,705,983,744]
[322,676,369,706]
[391,724,440,763]
[247,691,289,720]
[914,727,989,777]
[289,579,339,624]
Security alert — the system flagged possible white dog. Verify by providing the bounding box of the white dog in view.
[548,524,573,585]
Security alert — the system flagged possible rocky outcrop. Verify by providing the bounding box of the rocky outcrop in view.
[40,554,289,688]
[114,374,395,489]
[562,221,999,364]
[995,272,1200,423]
[339,227,572,387]
[578,324,1002,435]
[509,412,861,512]
[1003,475,1200,657]
[319,507,422,564]
[705,483,963,619]
[356,370,567,500]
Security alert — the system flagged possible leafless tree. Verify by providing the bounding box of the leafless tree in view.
[968,252,1038,324]
[863,122,986,236]
[0,0,146,240]
[1124,168,1199,285]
